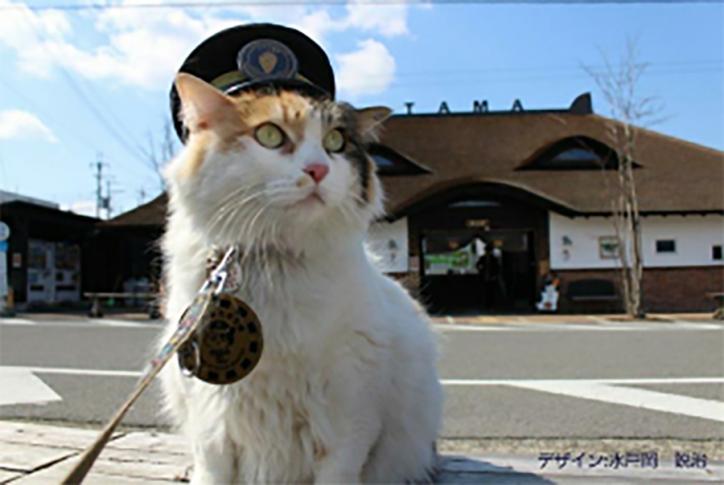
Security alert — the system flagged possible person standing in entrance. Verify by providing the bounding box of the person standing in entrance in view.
[473,236,488,309]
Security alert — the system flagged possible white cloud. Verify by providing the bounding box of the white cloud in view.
[336,39,396,97]
[0,0,72,77]
[62,199,97,217]
[343,0,409,37]
[0,110,57,142]
[0,0,412,93]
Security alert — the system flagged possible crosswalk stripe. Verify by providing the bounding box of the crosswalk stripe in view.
[508,380,724,423]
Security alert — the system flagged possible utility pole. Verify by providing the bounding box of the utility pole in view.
[91,153,109,219]
[105,179,113,219]
[103,176,123,220]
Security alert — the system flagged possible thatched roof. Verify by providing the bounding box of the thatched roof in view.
[106,102,723,227]
[101,193,167,227]
[380,111,723,218]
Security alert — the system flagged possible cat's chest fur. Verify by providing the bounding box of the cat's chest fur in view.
[197,350,335,483]
[163,238,385,469]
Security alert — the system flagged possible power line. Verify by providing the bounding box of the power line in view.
[16,8,157,176]
[57,70,152,166]
[0,77,116,167]
[394,59,723,78]
[379,64,723,89]
[75,75,154,161]
[3,1,722,11]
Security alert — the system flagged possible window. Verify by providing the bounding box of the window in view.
[517,136,638,171]
[713,245,723,261]
[371,154,395,169]
[367,144,432,176]
[551,147,602,165]
[656,239,676,254]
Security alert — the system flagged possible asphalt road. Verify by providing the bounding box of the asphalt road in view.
[1,314,723,441]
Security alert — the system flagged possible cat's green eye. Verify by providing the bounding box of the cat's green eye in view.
[254,123,285,149]
[323,129,346,153]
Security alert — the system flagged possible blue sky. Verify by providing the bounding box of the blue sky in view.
[0,0,722,217]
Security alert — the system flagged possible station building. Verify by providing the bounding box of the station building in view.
[88,94,724,314]
[368,94,723,313]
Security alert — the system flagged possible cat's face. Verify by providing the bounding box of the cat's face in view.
[167,73,390,250]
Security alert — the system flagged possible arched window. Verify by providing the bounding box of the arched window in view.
[518,137,635,171]
[371,154,396,170]
[368,144,432,176]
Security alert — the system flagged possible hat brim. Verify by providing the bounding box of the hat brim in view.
[170,78,330,143]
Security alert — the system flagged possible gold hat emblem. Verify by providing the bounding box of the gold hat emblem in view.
[259,51,278,74]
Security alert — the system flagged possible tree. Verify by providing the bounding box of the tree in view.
[584,39,665,319]
[144,119,178,192]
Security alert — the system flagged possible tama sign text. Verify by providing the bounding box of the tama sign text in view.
[403,99,525,115]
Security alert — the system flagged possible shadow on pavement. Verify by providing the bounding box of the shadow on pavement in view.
[437,456,555,484]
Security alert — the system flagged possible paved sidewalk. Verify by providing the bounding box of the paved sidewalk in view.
[1,421,721,484]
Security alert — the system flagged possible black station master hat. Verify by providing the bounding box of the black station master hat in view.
[170,23,336,142]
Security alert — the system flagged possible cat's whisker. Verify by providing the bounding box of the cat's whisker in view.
[211,185,258,216]
[237,200,277,253]
[212,182,287,216]
[207,188,262,232]
[208,185,292,240]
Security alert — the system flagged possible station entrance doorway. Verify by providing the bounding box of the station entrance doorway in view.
[409,183,550,314]
[421,229,535,313]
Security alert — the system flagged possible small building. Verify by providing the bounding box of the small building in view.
[102,94,724,314]
[87,195,167,296]
[0,192,99,307]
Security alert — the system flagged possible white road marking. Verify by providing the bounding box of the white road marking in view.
[508,380,724,423]
[520,323,614,331]
[91,319,158,328]
[0,367,62,406]
[442,377,724,386]
[435,321,722,332]
[435,324,513,332]
[0,318,162,329]
[673,322,723,330]
[0,317,35,325]
[8,365,723,387]
[2,366,143,378]
[3,365,722,422]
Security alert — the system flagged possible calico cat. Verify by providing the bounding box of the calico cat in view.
[159,73,443,484]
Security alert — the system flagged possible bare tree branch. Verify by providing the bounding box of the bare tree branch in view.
[144,118,178,192]
[584,37,665,319]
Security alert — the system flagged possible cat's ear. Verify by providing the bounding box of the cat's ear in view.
[175,73,236,133]
[356,106,392,139]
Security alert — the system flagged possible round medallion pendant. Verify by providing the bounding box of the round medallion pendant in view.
[178,293,263,385]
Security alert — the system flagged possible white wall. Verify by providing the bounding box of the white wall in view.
[367,217,409,273]
[549,212,724,269]
[642,216,724,267]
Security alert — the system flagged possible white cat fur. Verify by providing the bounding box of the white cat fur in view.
[159,79,443,484]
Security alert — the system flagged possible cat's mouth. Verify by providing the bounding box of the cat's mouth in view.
[294,190,326,207]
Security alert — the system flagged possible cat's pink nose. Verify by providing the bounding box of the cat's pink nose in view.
[303,163,329,184]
